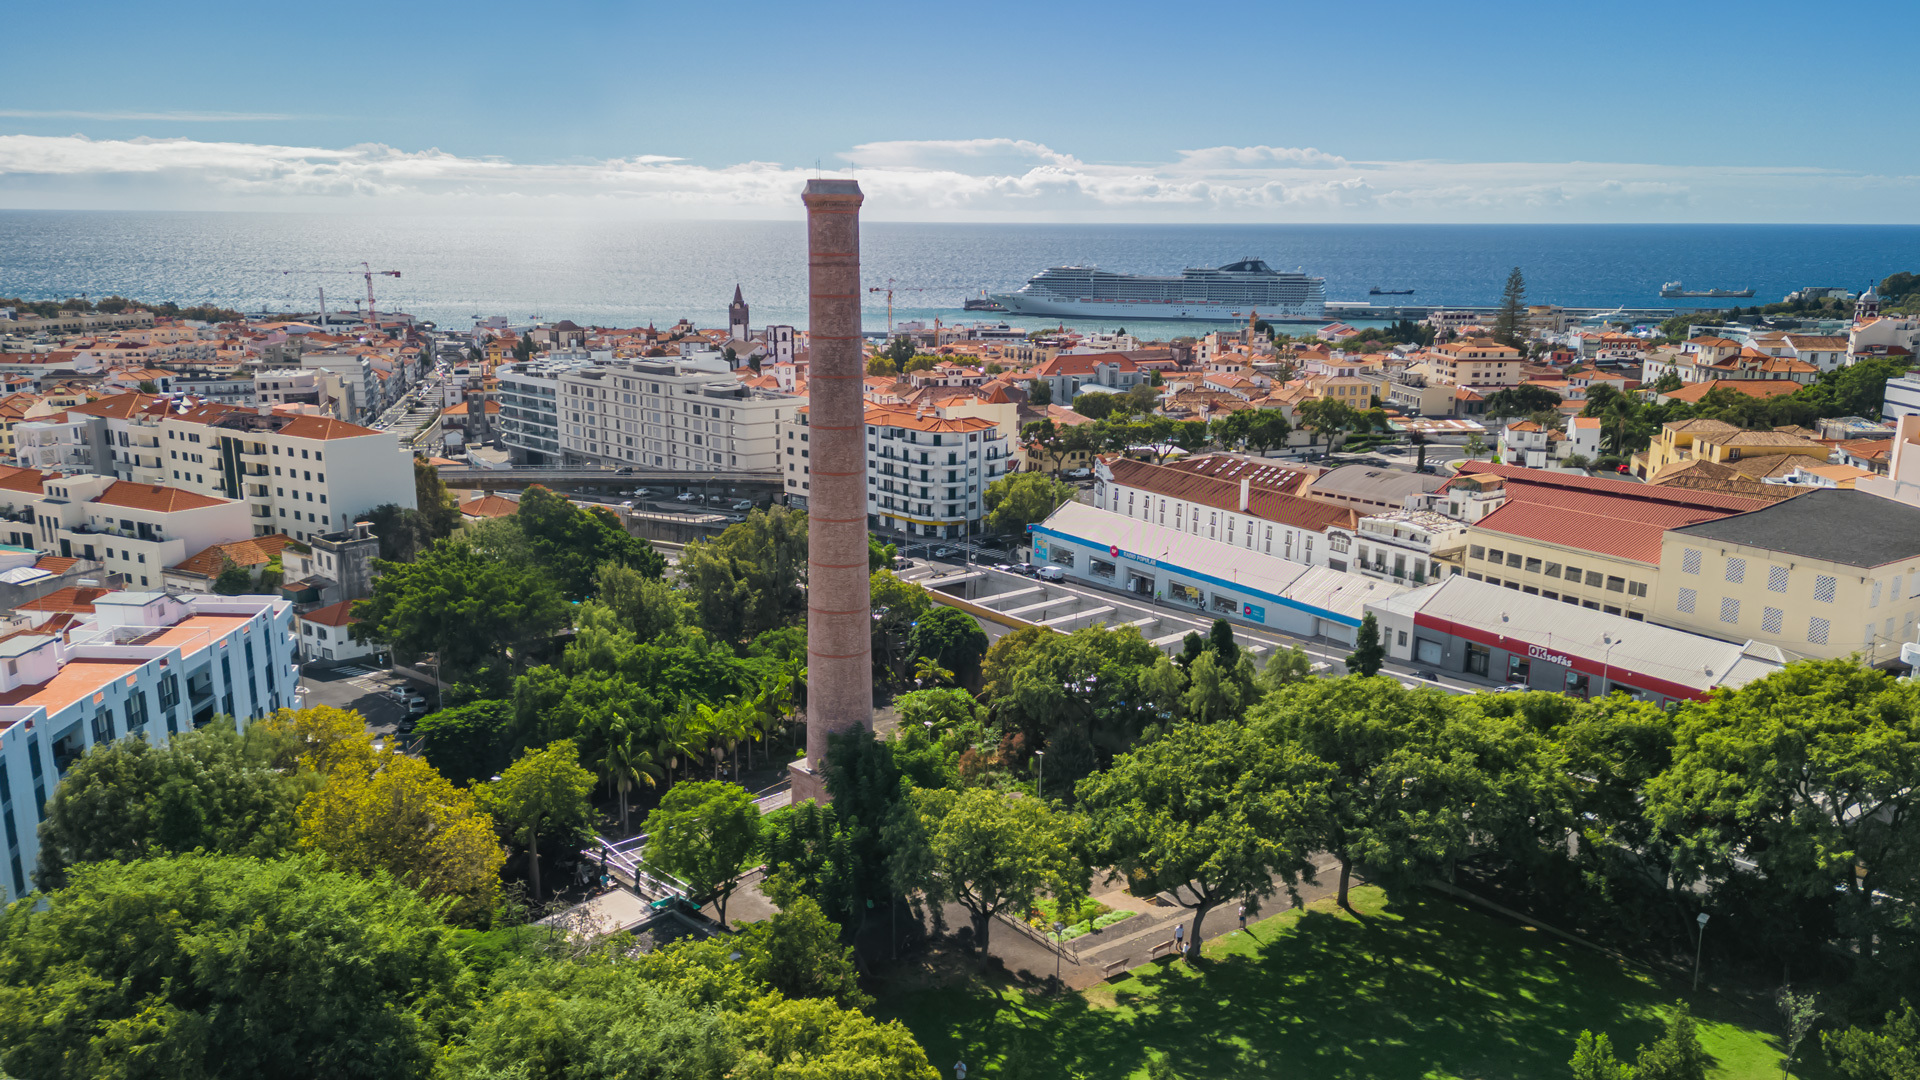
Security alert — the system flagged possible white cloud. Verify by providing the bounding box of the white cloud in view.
[0,133,1911,222]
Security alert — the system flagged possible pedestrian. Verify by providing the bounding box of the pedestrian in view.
[953,1062,967,1080]
[1173,922,1184,951]
[1238,903,1247,931]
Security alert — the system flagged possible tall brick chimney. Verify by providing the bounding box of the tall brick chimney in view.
[792,179,871,804]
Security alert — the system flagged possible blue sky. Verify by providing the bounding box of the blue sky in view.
[2,0,1915,222]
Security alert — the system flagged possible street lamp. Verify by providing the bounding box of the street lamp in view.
[1052,920,1065,981]
[1034,750,1045,801]
[1692,912,1710,991]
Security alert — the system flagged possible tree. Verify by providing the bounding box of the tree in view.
[1777,988,1820,1080]
[212,558,254,595]
[1569,1030,1633,1080]
[1483,384,1564,418]
[886,335,914,367]
[353,539,570,683]
[903,355,937,374]
[1650,370,1684,393]
[1345,612,1385,676]
[33,721,314,890]
[592,560,688,642]
[1643,660,1920,961]
[1494,267,1528,348]
[909,606,989,688]
[1250,677,1481,907]
[677,507,808,643]
[989,624,1182,769]
[644,780,762,926]
[0,854,467,1080]
[1464,433,1487,460]
[887,785,1080,954]
[760,800,862,929]
[1072,392,1116,419]
[1824,1000,1920,1080]
[1296,397,1361,452]
[1170,419,1213,456]
[295,751,505,926]
[1181,649,1258,723]
[985,471,1075,534]
[1257,646,1318,693]
[516,485,664,600]
[1077,721,1326,948]
[414,698,516,786]
[1245,409,1293,454]
[477,740,596,901]
[588,711,663,834]
[1207,617,1238,665]
[738,883,868,1008]
[866,354,898,377]
[1027,377,1052,406]
[413,457,462,541]
[1633,1002,1709,1080]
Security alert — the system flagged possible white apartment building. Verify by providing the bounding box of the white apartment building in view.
[559,357,797,472]
[28,476,250,590]
[782,405,1009,539]
[0,590,297,904]
[45,396,415,544]
[253,368,327,409]
[1090,455,1358,569]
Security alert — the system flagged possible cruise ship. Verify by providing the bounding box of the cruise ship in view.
[991,259,1327,322]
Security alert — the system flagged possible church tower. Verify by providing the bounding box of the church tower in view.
[729,284,751,341]
[1857,283,1881,322]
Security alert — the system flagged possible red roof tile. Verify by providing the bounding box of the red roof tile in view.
[17,586,110,614]
[299,600,358,628]
[95,481,228,513]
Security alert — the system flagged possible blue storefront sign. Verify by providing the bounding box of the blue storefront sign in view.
[1242,603,1266,623]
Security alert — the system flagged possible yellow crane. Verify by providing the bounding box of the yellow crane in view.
[867,279,932,335]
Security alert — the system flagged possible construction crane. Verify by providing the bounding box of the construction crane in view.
[277,263,401,328]
[867,279,931,335]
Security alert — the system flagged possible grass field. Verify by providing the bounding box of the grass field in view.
[874,886,1821,1079]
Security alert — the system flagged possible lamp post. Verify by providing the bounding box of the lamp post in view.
[1034,750,1045,801]
[1692,912,1710,991]
[1052,920,1065,981]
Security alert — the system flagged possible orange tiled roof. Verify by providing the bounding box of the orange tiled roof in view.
[95,481,228,513]
[299,600,358,628]
[17,586,111,614]
[171,534,300,577]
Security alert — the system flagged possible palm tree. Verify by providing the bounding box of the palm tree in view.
[656,711,702,787]
[600,715,663,833]
[913,655,955,689]
[1601,395,1637,458]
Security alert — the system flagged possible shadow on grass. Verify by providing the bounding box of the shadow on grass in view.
[874,886,1800,1080]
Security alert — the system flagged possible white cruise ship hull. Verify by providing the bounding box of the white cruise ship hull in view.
[989,294,1325,323]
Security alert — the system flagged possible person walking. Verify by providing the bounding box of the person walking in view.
[1172,922,1184,956]
[953,1062,967,1080]
[1238,902,1247,932]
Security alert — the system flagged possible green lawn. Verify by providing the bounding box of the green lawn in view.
[874,886,1817,1079]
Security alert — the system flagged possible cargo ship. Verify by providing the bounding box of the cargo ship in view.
[1369,287,1414,295]
[1660,281,1754,299]
[991,259,1326,322]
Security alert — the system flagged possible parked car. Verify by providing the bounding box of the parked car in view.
[1011,562,1037,576]
[706,493,726,503]
[892,557,914,570]
[675,492,699,502]
[1493,683,1530,693]
[616,466,635,474]
[931,546,956,559]
[1412,669,1441,682]
[1064,468,1092,480]
[634,488,655,498]
[619,500,635,509]
[732,499,754,511]
[406,698,429,717]
[1036,565,1066,582]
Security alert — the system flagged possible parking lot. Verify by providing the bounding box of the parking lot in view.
[296,661,436,743]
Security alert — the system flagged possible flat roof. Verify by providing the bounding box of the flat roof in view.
[1380,576,1787,696]
[0,657,146,716]
[1669,488,1920,568]
[140,614,253,657]
[1033,502,1407,626]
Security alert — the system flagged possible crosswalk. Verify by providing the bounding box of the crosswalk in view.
[331,664,385,678]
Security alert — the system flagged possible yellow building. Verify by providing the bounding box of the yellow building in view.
[1430,339,1524,387]
[1654,488,1920,663]
[1634,419,1827,479]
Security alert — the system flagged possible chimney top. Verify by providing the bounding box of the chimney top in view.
[803,179,863,197]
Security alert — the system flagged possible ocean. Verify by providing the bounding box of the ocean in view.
[1,212,1913,336]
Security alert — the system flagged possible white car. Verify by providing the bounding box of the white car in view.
[675,492,699,502]
[1036,566,1066,582]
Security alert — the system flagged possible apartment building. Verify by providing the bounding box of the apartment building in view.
[1326,510,1467,586]
[253,368,327,409]
[1655,489,1920,663]
[40,396,415,543]
[496,356,593,465]
[1633,419,1827,479]
[1428,340,1525,388]
[1092,454,1356,568]
[27,476,249,590]
[0,590,296,903]
[782,405,1009,539]
[559,357,798,472]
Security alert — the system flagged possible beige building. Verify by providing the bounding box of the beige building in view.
[1429,340,1525,388]
[1654,489,1920,663]
[1634,419,1827,479]
[559,356,798,472]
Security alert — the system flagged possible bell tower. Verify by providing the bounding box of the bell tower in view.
[729,284,751,341]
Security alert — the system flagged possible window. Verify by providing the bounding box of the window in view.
[1814,575,1837,603]
[1505,552,1521,568]
[1564,565,1582,581]
[1762,606,1784,634]
[1487,548,1503,564]
[1719,597,1740,624]
[1807,617,1829,645]
[1469,545,1485,561]
[1524,557,1542,573]
[1682,548,1702,575]
[1677,588,1697,614]
[1605,576,1625,593]
[1628,581,1647,598]
[1871,580,1883,607]
[1544,562,1561,577]
[1724,557,1746,584]
[1585,571,1603,587]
